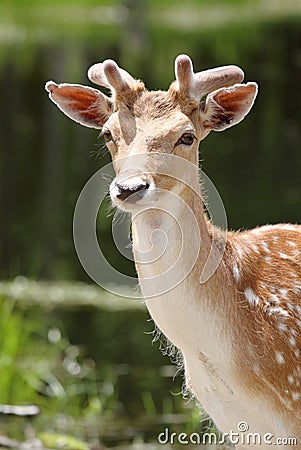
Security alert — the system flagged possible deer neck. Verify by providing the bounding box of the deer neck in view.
[131,178,216,349]
[132,179,211,273]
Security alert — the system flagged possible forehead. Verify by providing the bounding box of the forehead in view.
[132,89,199,121]
[107,90,199,135]
[132,90,181,118]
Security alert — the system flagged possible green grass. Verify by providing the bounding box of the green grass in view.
[38,433,90,450]
[0,295,39,405]
[0,289,121,446]
[0,280,211,448]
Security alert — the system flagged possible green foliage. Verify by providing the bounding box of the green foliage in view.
[0,0,253,7]
[0,291,121,446]
[38,433,90,450]
[0,281,211,446]
[0,295,40,405]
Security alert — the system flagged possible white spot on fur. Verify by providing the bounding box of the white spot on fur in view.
[288,375,294,385]
[244,288,259,307]
[268,307,289,317]
[294,286,301,295]
[292,391,300,402]
[275,351,285,365]
[289,336,297,347]
[278,322,287,332]
[269,285,277,294]
[279,252,289,259]
[279,288,288,298]
[233,263,240,282]
[261,241,270,253]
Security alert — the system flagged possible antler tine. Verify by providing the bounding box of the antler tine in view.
[87,63,110,89]
[88,59,136,92]
[174,54,245,100]
[175,54,195,94]
[194,65,245,99]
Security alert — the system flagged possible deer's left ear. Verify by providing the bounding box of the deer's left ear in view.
[200,82,258,136]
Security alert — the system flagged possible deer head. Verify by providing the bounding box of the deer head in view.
[45,55,257,212]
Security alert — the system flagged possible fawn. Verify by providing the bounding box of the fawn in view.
[46,54,301,447]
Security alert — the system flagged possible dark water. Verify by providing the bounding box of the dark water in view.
[1,4,301,446]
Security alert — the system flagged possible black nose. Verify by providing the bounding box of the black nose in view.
[116,181,150,202]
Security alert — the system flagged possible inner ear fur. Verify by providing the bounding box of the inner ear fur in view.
[201,82,258,132]
[45,82,113,129]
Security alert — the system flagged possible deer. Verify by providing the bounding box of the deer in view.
[45,54,301,447]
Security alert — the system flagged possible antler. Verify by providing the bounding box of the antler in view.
[87,59,136,92]
[175,54,245,100]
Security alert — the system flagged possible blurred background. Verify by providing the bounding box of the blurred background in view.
[0,0,300,448]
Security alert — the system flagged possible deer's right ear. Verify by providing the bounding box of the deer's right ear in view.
[45,82,113,129]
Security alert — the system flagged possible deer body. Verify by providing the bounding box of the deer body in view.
[46,55,301,447]
[135,203,301,439]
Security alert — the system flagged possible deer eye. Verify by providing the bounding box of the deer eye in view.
[100,129,113,143]
[176,132,196,147]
